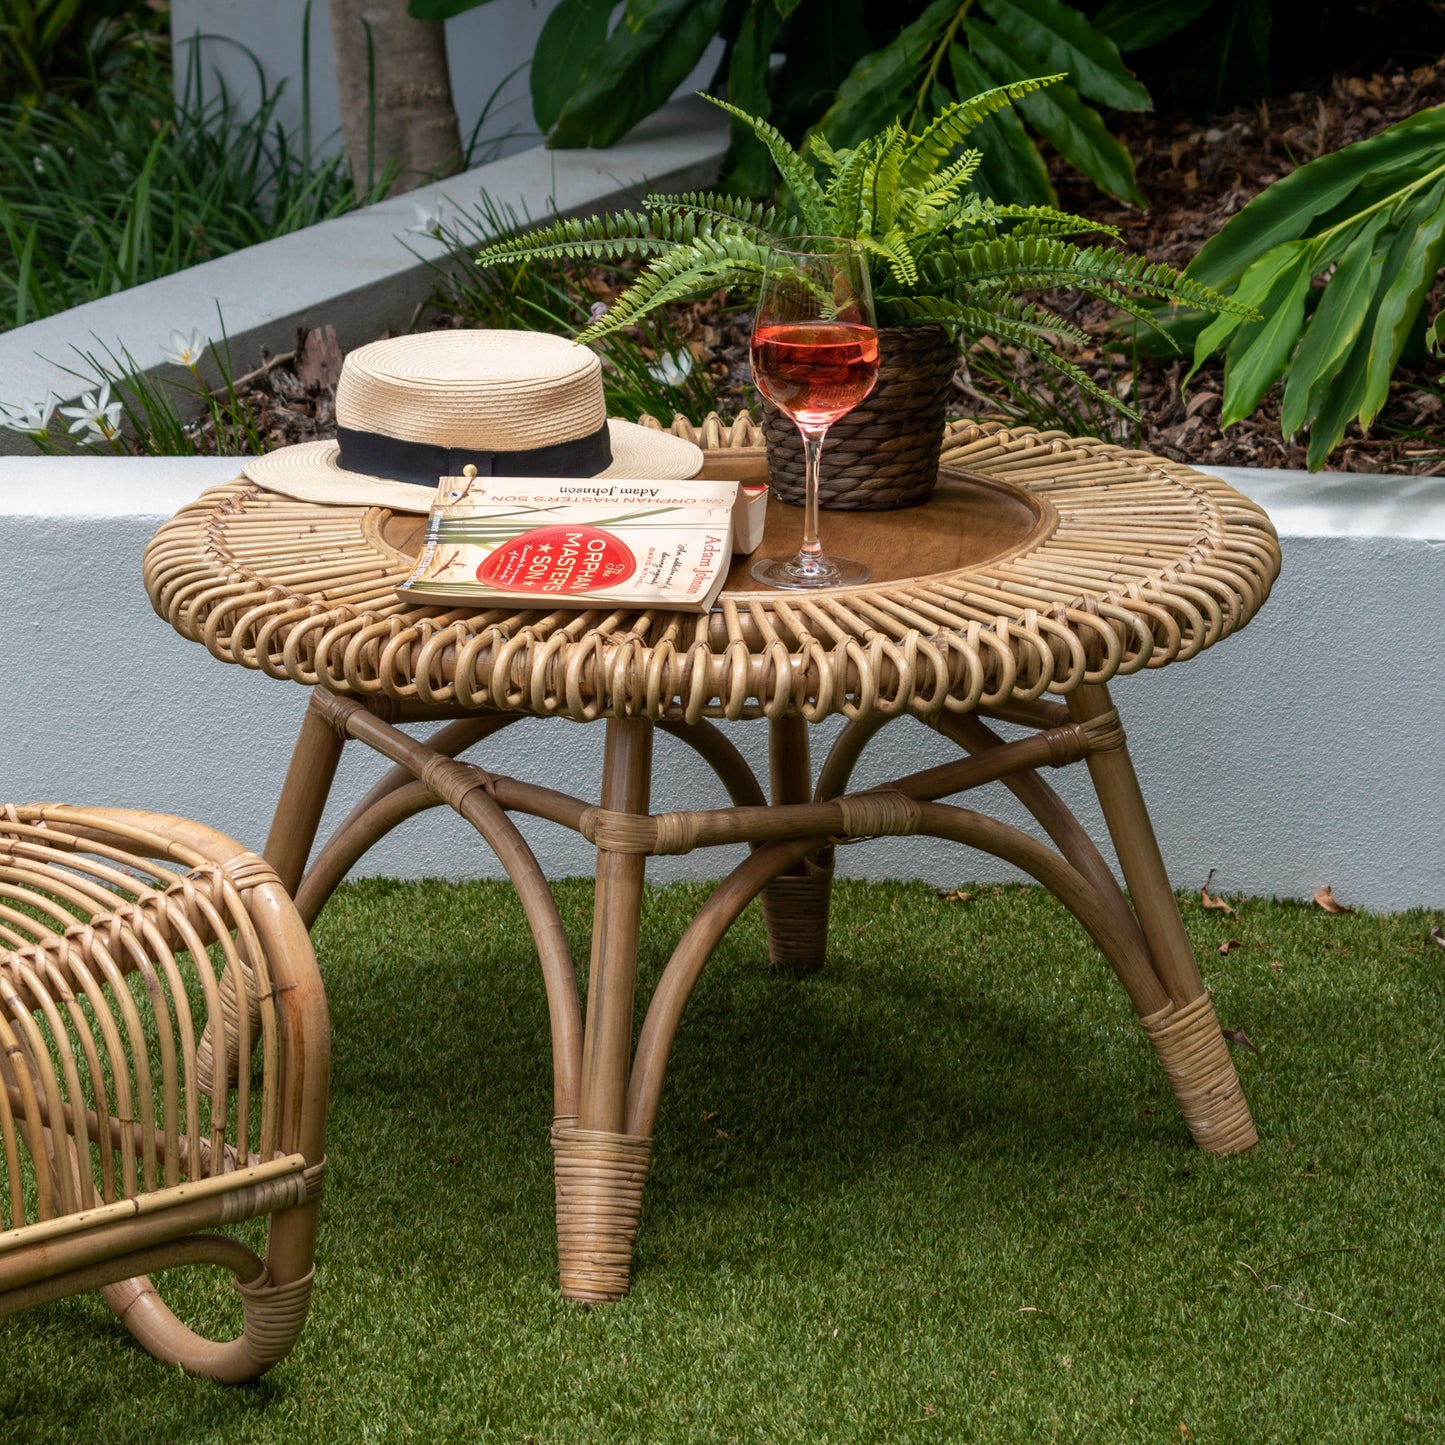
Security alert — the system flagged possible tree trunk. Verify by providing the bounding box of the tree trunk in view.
[329,0,463,198]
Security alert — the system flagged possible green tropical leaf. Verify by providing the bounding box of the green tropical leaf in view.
[1091,0,1216,52]
[407,0,496,19]
[1303,323,1373,470]
[1428,310,1445,356]
[550,0,726,148]
[1277,212,1391,437]
[977,0,1151,112]
[811,0,960,149]
[965,18,1145,206]
[1217,244,1316,427]
[1175,0,1269,116]
[718,0,782,196]
[531,0,615,133]
[1187,106,1445,465]
[1187,107,1445,289]
[1354,181,1445,429]
[1187,241,1309,383]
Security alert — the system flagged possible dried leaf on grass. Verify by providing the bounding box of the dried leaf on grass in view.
[1313,885,1355,914]
[1223,1028,1260,1053]
[1218,939,1244,954]
[1429,927,1445,949]
[939,889,974,903]
[1201,870,1237,916]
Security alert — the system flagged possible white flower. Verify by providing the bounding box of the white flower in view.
[0,394,57,434]
[161,327,207,368]
[405,200,446,238]
[646,348,694,388]
[58,383,123,443]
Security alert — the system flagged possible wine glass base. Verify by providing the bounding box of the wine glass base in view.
[750,552,870,589]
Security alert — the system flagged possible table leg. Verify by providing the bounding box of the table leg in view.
[553,716,654,1303]
[263,694,346,896]
[1066,683,1257,1154]
[759,716,833,971]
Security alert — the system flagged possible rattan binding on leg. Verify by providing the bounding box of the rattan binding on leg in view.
[1141,993,1258,1154]
[550,1119,652,1304]
[759,852,835,972]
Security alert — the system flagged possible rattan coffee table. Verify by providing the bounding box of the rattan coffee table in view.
[144,418,1281,1304]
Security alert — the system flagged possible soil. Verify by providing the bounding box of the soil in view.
[208,61,1445,474]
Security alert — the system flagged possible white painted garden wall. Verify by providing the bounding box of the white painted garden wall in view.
[0,98,1439,912]
[2,457,1442,912]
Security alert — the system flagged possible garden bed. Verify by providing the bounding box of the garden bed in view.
[197,59,1443,475]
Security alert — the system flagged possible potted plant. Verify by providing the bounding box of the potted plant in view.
[475,80,1251,509]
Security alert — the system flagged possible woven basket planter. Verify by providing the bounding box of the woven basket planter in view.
[761,323,958,511]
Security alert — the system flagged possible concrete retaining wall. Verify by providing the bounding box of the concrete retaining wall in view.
[0,95,728,455]
[3,457,1441,912]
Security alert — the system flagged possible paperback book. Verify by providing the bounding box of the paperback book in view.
[400,475,752,612]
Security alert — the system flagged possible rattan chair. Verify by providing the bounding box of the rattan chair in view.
[0,804,329,1382]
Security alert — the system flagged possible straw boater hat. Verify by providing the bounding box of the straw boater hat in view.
[242,329,703,510]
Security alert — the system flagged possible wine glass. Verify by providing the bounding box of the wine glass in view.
[750,236,880,588]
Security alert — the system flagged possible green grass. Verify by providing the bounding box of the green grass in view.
[3,877,1441,1442]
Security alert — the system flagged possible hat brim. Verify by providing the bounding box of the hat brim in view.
[241,419,703,509]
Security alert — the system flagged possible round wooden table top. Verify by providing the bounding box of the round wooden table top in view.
[143,420,1281,723]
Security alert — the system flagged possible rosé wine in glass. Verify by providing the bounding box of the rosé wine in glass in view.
[749,237,878,589]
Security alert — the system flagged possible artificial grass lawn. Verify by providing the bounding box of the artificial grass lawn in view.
[3,877,1441,1443]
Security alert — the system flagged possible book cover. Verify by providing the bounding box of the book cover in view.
[400,475,741,612]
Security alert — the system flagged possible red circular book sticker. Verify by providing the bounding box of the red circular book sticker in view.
[476,525,635,594]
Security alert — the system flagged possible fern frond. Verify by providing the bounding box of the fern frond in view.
[868,125,907,236]
[863,232,919,289]
[701,93,830,232]
[573,234,772,340]
[889,294,1092,350]
[474,211,669,268]
[922,147,984,200]
[808,131,843,173]
[958,201,1119,241]
[921,237,1257,316]
[643,192,803,239]
[826,145,870,238]
[898,76,1066,190]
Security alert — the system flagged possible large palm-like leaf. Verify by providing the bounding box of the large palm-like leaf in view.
[1186,105,1445,469]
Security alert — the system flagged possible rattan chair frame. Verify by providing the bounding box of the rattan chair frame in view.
[0,806,329,1380]
[141,419,1280,1305]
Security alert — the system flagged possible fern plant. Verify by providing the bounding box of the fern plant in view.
[475,81,1250,414]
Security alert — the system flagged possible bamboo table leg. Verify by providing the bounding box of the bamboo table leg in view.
[263,693,347,896]
[553,716,655,1303]
[1066,683,1258,1154]
[759,715,833,971]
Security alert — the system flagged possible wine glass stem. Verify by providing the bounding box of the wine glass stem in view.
[798,423,828,571]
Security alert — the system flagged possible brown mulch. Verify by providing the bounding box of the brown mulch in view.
[206,63,1445,473]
